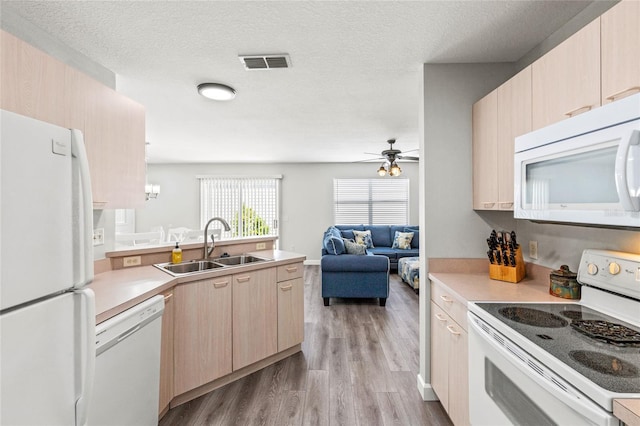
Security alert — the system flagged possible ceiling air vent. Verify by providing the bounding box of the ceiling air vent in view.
[239,54,291,70]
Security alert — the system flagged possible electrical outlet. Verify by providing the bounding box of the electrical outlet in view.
[123,256,142,267]
[256,242,266,250]
[93,228,104,246]
[529,241,538,260]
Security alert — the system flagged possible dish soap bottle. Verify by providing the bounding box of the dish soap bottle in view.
[172,242,182,264]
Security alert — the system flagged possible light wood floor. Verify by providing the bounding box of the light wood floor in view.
[159,265,452,426]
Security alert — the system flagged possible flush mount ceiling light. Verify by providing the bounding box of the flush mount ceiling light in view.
[197,83,236,101]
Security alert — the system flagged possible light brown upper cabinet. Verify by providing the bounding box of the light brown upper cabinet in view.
[473,67,531,211]
[473,90,498,210]
[532,18,601,129]
[601,0,640,104]
[1,30,146,209]
[0,31,67,127]
[496,67,532,210]
[81,78,145,208]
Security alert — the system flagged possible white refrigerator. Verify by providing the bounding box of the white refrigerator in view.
[0,110,96,425]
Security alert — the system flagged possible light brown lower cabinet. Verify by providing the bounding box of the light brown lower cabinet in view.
[431,301,469,426]
[232,268,278,370]
[277,262,305,351]
[173,276,233,395]
[158,290,174,416]
[159,262,304,411]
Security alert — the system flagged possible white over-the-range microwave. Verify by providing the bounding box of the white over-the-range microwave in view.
[514,93,640,228]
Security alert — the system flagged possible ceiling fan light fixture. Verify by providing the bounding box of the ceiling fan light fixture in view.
[389,161,402,177]
[197,83,236,101]
[377,164,387,176]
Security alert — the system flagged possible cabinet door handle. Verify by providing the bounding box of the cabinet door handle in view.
[499,202,514,209]
[213,280,229,288]
[286,266,298,272]
[435,313,447,322]
[606,86,640,102]
[236,276,251,283]
[280,284,293,291]
[564,104,593,117]
[440,295,453,303]
[482,202,496,209]
[163,294,173,302]
[447,325,461,335]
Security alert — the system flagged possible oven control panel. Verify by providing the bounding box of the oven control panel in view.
[578,249,640,299]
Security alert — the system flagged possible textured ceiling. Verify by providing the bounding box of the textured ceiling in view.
[3,1,593,163]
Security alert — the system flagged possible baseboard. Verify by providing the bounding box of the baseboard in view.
[417,374,439,401]
[304,259,320,266]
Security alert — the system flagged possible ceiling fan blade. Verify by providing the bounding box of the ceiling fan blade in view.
[401,148,419,154]
[397,155,419,161]
[354,157,385,163]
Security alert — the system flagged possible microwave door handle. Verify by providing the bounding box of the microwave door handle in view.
[615,129,640,211]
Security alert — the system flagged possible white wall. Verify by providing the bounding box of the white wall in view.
[135,162,419,263]
[417,62,515,398]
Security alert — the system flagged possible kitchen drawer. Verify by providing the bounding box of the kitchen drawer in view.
[431,281,468,331]
[277,262,303,282]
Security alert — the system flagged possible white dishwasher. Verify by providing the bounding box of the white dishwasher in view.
[87,295,164,426]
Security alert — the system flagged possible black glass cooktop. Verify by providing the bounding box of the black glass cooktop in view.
[475,302,640,394]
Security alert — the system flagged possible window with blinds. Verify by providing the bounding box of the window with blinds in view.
[333,178,409,225]
[199,176,280,239]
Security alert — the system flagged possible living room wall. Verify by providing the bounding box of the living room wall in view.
[136,162,419,263]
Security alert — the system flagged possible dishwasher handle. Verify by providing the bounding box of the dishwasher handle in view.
[117,324,142,342]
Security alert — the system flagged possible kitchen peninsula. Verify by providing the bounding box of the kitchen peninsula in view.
[89,237,306,417]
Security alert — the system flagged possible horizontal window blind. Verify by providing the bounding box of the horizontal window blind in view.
[200,177,280,239]
[334,178,409,225]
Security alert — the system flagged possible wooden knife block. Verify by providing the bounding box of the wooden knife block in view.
[489,247,525,283]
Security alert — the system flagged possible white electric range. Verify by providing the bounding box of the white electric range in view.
[467,249,640,426]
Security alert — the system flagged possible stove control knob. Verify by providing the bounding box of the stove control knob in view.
[608,262,621,275]
[587,263,598,275]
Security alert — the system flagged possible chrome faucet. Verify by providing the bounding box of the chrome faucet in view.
[203,217,231,259]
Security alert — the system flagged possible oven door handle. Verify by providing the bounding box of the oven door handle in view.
[468,315,616,426]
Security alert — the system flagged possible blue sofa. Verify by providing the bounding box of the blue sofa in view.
[334,225,419,271]
[320,225,419,306]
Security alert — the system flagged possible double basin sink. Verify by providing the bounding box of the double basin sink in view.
[155,254,271,277]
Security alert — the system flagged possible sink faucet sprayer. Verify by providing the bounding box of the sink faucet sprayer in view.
[203,217,231,259]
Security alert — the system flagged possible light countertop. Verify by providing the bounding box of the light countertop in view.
[614,399,640,426]
[89,249,305,324]
[428,271,567,304]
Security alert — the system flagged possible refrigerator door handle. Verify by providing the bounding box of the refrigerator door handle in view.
[71,129,94,286]
[75,288,96,426]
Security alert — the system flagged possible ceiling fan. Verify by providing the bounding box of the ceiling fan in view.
[362,139,419,177]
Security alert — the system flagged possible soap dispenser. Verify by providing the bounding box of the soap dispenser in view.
[172,242,182,264]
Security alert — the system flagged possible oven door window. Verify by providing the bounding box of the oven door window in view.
[485,358,556,426]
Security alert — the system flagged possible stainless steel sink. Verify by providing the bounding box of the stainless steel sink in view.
[155,260,225,276]
[213,254,270,266]
[154,254,272,276]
